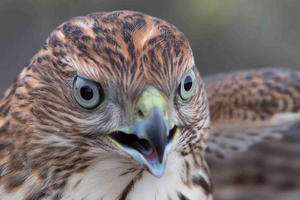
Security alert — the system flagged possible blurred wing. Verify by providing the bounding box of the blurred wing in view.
[204,68,300,158]
[209,127,300,200]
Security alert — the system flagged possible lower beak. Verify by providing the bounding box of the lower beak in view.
[109,107,178,177]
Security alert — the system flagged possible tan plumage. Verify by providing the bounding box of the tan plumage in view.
[210,131,300,200]
[0,10,299,200]
[206,68,300,158]
[0,11,211,200]
[205,68,300,200]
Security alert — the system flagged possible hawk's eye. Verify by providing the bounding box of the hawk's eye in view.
[73,75,105,109]
[178,70,197,100]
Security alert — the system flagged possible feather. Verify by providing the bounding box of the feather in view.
[204,67,300,158]
[209,124,300,200]
[204,68,300,199]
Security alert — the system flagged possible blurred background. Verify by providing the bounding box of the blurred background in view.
[1,0,300,199]
[1,0,300,94]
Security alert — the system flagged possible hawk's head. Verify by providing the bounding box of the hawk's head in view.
[3,11,209,185]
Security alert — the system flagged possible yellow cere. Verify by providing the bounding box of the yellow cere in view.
[136,86,167,118]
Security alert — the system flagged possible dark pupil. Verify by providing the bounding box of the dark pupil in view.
[184,75,193,91]
[80,86,94,100]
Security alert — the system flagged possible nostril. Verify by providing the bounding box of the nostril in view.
[137,110,145,118]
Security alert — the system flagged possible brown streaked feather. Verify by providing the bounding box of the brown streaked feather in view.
[204,68,300,158]
[205,67,300,199]
[210,125,300,200]
[0,11,210,199]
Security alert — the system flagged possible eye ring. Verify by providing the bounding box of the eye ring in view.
[73,75,105,110]
[178,70,197,100]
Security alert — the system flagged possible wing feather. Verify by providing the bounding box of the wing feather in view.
[204,67,300,158]
[204,67,300,199]
[209,125,300,200]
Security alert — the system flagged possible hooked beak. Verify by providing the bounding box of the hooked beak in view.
[108,87,179,177]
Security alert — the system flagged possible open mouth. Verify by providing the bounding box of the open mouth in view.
[109,126,177,162]
[108,106,177,177]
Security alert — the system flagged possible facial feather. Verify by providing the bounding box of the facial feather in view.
[0,11,210,200]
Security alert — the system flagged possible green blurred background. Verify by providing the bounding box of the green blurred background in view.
[0,0,299,93]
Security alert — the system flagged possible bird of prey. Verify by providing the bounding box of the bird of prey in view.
[0,10,299,200]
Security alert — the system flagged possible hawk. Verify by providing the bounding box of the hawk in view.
[0,11,299,200]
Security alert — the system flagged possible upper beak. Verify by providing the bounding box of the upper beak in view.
[108,87,178,177]
[133,106,168,163]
